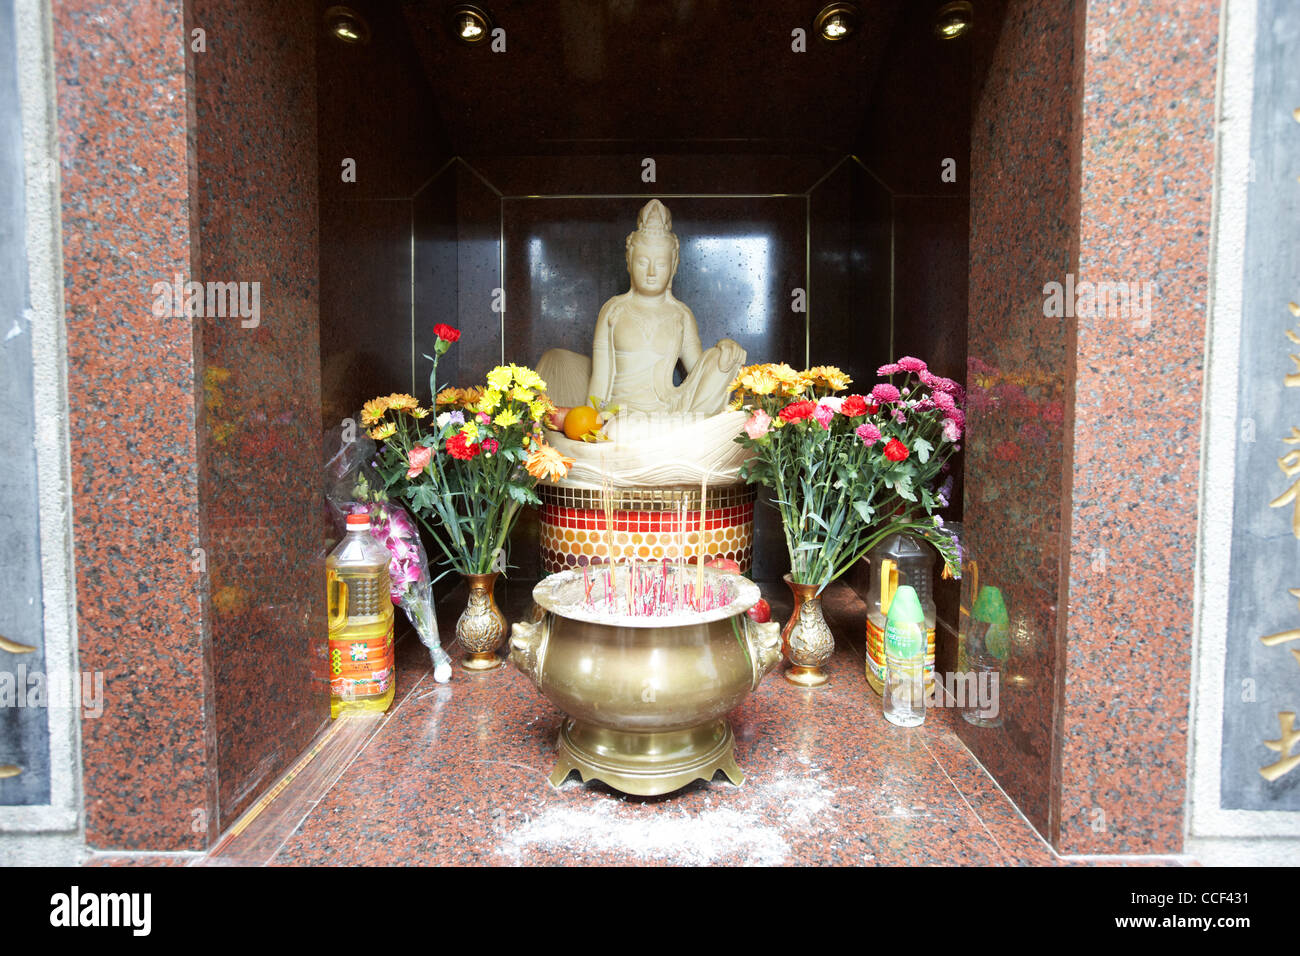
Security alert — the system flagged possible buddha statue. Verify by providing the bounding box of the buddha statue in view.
[537,200,753,487]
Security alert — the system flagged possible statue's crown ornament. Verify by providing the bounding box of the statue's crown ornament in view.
[635,199,672,238]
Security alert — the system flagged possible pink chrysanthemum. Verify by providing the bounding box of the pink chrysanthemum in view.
[897,356,928,373]
[869,383,901,404]
[855,422,882,446]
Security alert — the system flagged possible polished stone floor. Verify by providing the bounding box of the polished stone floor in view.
[86,581,1193,867]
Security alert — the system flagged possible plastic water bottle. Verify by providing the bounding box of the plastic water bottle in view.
[962,585,1007,728]
[883,585,926,727]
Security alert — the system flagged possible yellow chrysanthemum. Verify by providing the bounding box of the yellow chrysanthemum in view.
[493,407,520,428]
[528,400,548,422]
[744,367,781,395]
[478,389,503,414]
[728,395,745,411]
[461,386,485,407]
[369,422,396,441]
[513,366,545,390]
[486,366,513,391]
[768,363,810,396]
[461,421,479,441]
[509,386,535,403]
[361,397,390,426]
[768,362,802,384]
[435,387,463,407]
[805,366,851,391]
[385,393,420,413]
[411,406,430,419]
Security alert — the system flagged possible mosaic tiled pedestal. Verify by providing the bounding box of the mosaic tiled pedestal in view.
[539,483,756,574]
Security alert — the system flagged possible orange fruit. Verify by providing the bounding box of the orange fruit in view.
[563,404,599,441]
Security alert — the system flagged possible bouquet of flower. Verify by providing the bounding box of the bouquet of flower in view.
[731,357,964,591]
[359,324,575,576]
[349,501,453,683]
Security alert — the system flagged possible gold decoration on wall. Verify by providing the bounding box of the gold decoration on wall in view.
[1261,712,1300,782]
[0,766,20,779]
[0,635,35,654]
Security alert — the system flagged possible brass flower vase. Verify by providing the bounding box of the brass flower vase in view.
[456,571,507,671]
[781,574,833,687]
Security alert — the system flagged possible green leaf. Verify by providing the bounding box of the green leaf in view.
[913,437,934,464]
[852,499,874,523]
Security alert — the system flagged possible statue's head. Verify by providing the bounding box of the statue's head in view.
[625,199,679,296]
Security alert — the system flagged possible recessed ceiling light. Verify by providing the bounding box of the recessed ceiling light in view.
[934,1,973,40]
[449,4,493,44]
[814,3,860,42]
[324,5,370,45]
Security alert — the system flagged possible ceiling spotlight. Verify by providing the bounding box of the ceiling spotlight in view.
[933,1,973,40]
[449,4,493,44]
[324,5,370,45]
[814,3,860,42]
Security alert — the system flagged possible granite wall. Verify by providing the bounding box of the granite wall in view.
[53,0,214,849]
[191,0,327,830]
[962,0,1217,853]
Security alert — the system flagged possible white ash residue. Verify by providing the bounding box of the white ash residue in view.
[496,771,838,866]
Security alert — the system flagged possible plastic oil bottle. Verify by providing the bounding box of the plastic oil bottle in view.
[866,534,936,697]
[326,512,395,717]
[883,585,927,727]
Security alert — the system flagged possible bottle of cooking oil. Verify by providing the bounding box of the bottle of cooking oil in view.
[326,512,395,717]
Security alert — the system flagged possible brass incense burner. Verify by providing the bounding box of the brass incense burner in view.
[510,565,782,796]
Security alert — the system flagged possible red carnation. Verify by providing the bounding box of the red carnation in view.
[446,431,479,460]
[841,394,869,417]
[883,438,909,462]
[433,323,461,343]
[778,400,818,423]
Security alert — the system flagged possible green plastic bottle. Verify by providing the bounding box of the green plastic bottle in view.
[962,585,1007,727]
[883,585,927,727]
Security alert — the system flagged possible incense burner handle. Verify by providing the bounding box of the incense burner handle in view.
[743,618,783,690]
[509,610,552,690]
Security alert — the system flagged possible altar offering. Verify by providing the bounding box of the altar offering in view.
[326,513,395,717]
[866,533,937,696]
[883,585,927,727]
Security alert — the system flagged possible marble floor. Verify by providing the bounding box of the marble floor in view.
[86,581,1194,867]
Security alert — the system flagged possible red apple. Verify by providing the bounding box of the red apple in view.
[706,557,742,574]
[546,406,570,432]
[746,598,771,624]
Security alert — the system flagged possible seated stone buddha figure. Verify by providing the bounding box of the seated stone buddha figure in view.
[537,199,752,487]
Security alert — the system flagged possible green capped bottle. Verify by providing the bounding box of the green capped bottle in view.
[883,585,927,727]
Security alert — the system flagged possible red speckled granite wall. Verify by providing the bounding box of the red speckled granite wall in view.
[55,0,328,848]
[963,0,1216,854]
[190,0,328,830]
[1056,0,1216,854]
[53,0,216,849]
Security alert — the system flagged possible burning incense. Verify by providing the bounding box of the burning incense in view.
[696,468,709,609]
[576,561,731,617]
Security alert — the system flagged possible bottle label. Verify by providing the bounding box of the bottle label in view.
[330,617,395,700]
[884,618,924,659]
[870,617,935,685]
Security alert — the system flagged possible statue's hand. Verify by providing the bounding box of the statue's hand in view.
[714,337,746,370]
